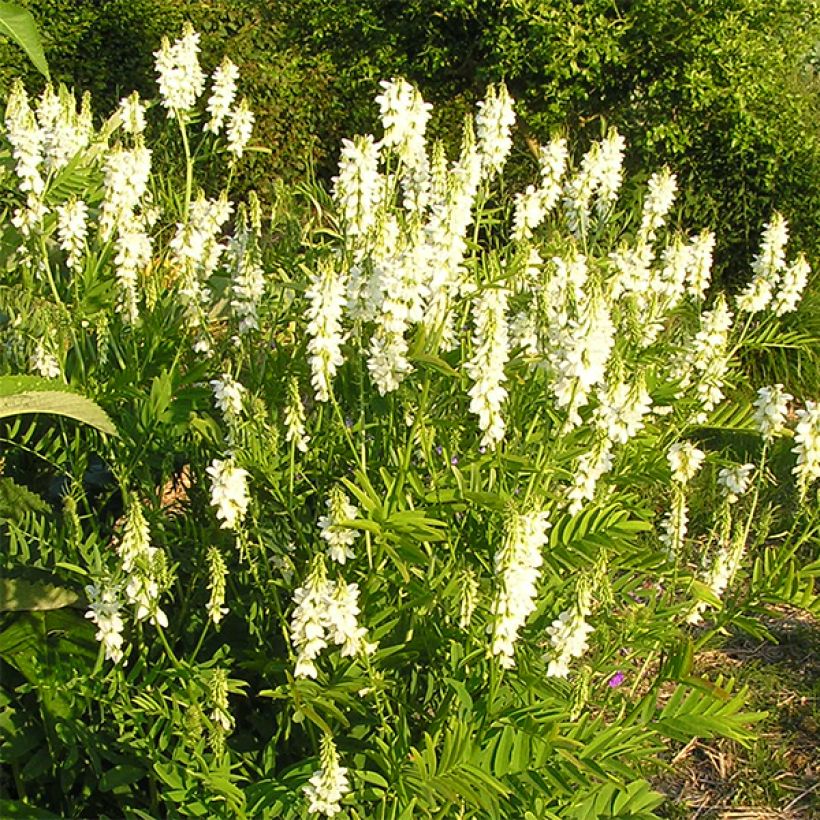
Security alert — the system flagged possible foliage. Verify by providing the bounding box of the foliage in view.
[0,1,48,78]
[1,1,818,285]
[0,26,818,820]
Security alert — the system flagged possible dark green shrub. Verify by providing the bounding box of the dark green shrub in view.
[1,0,818,283]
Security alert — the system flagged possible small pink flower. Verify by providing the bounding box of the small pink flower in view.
[608,671,625,688]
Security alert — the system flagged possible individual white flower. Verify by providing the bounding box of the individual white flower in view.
[736,213,789,313]
[754,384,793,441]
[490,510,550,667]
[718,463,755,503]
[207,458,250,530]
[793,401,820,496]
[30,343,61,379]
[771,254,810,316]
[154,23,206,115]
[205,57,240,134]
[56,198,88,272]
[318,487,360,564]
[226,98,254,159]
[475,82,516,177]
[304,735,351,817]
[210,373,246,421]
[668,442,706,485]
[85,582,126,664]
[466,286,509,450]
[306,260,347,402]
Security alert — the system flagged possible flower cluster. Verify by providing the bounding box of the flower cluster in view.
[289,557,372,679]
[466,286,509,449]
[85,582,126,664]
[718,463,755,504]
[284,377,311,453]
[490,511,550,668]
[304,734,351,817]
[546,585,594,679]
[306,260,347,402]
[754,384,793,441]
[206,546,229,625]
[118,498,169,629]
[207,458,250,530]
[318,487,360,564]
[154,23,206,115]
[793,401,820,496]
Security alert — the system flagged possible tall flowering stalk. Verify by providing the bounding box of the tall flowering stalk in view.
[306,259,347,402]
[466,286,509,449]
[736,213,789,314]
[304,734,351,816]
[546,583,594,678]
[475,82,516,178]
[793,402,820,498]
[154,23,206,116]
[319,487,361,564]
[490,510,550,668]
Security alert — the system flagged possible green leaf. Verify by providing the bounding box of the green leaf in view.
[0,476,49,521]
[0,571,80,611]
[0,799,60,818]
[0,2,49,79]
[0,376,118,436]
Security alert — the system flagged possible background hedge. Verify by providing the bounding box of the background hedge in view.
[1,0,818,282]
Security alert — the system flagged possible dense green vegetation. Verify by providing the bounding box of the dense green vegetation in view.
[0,6,817,818]
[1,0,818,280]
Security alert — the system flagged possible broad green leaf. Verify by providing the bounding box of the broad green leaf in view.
[0,376,118,436]
[0,574,79,611]
[0,2,49,79]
